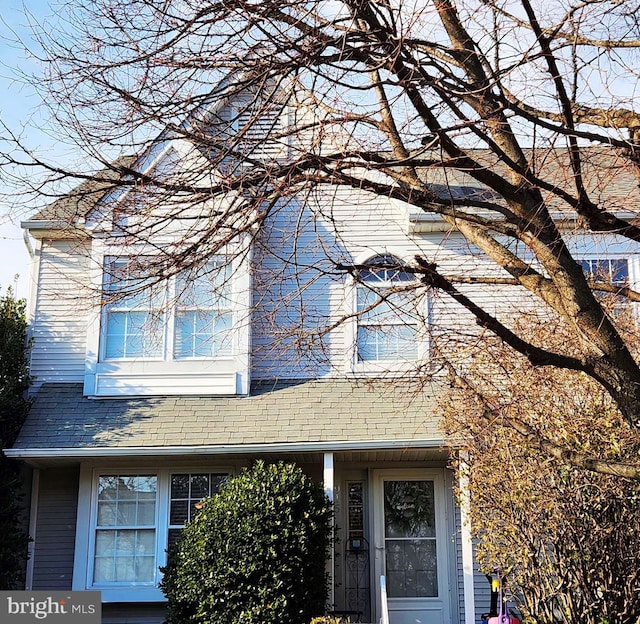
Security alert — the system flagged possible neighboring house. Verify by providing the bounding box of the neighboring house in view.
[6,84,640,624]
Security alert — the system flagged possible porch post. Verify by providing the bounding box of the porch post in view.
[459,452,476,624]
[323,452,335,610]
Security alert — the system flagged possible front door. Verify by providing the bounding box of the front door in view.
[373,470,450,624]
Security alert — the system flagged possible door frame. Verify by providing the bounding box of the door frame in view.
[371,468,451,624]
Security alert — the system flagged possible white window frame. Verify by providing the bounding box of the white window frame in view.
[101,256,234,363]
[101,258,167,361]
[84,238,252,397]
[577,254,636,319]
[74,465,233,603]
[345,252,429,374]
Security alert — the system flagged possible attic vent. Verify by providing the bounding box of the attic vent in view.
[233,95,289,160]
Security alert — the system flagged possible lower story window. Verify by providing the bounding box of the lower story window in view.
[89,469,230,591]
[94,475,157,584]
[168,472,229,549]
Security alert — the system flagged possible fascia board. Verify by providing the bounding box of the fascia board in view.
[6,438,449,460]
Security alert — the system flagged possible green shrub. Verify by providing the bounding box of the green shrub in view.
[0,289,30,589]
[160,460,333,624]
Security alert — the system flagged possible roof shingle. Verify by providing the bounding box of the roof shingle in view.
[12,379,445,452]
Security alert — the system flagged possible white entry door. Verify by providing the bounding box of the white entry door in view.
[373,470,450,624]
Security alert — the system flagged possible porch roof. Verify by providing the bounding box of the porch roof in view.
[8,379,448,463]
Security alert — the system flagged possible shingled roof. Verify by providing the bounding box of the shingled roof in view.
[23,156,135,226]
[9,379,446,460]
[22,147,640,229]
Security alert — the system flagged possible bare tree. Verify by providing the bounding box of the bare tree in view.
[441,319,640,623]
[3,0,640,470]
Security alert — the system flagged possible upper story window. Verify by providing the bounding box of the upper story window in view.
[355,255,419,362]
[579,257,632,320]
[102,257,233,362]
[579,258,629,288]
[85,246,250,397]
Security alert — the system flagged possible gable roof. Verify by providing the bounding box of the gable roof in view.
[8,379,446,464]
[23,146,640,234]
[22,156,136,232]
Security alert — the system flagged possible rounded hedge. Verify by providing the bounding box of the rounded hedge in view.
[160,461,333,624]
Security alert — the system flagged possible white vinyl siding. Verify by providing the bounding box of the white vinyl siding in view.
[29,241,93,391]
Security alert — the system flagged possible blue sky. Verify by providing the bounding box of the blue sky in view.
[0,0,54,299]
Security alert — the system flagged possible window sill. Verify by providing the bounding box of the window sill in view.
[90,586,167,603]
[84,368,239,397]
[350,359,425,376]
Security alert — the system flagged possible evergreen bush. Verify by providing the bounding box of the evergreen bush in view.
[0,288,31,589]
[161,460,333,624]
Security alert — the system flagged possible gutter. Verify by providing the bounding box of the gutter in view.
[6,437,449,459]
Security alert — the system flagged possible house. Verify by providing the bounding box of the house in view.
[7,83,640,624]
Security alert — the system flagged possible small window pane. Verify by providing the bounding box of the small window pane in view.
[168,529,181,552]
[190,474,210,499]
[137,501,156,525]
[135,556,156,583]
[97,501,117,526]
[93,557,114,583]
[171,474,189,499]
[169,500,189,525]
[95,531,115,556]
[115,556,135,582]
[117,501,137,525]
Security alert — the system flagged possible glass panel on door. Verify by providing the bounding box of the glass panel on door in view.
[383,480,438,598]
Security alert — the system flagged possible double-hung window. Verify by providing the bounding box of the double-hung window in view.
[579,257,630,317]
[104,260,165,359]
[83,469,230,600]
[94,475,158,585]
[579,258,629,288]
[355,255,419,362]
[102,257,233,362]
[87,253,246,396]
